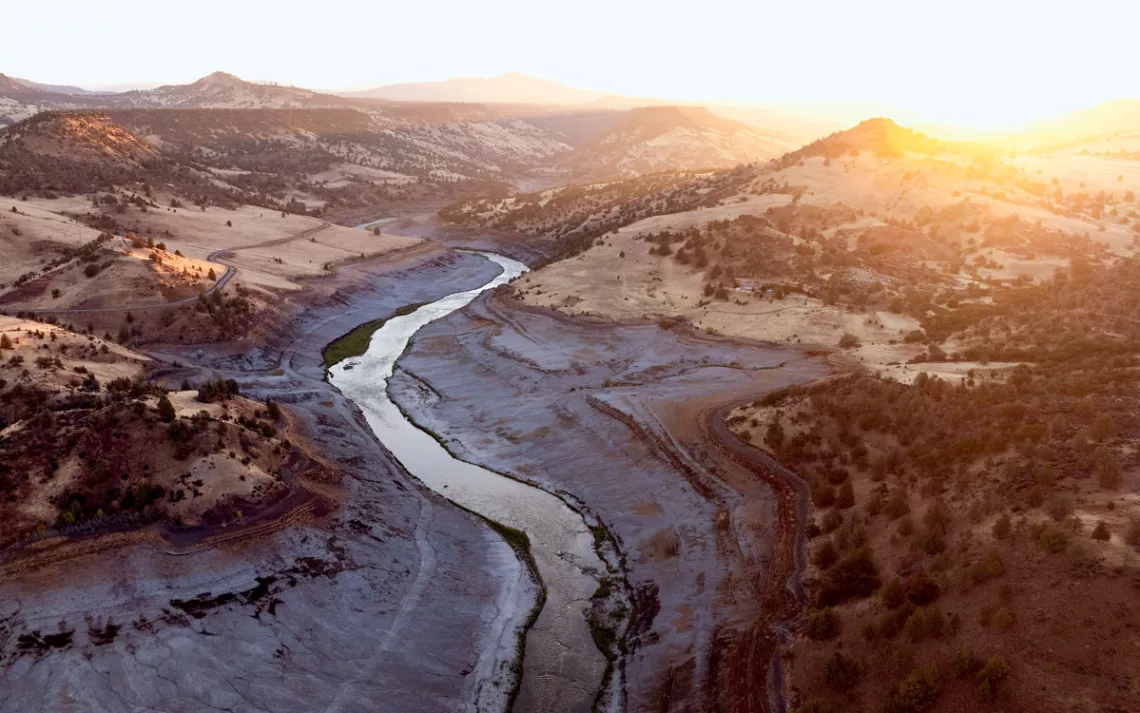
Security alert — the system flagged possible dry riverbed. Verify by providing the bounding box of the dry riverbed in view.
[391,288,829,712]
[0,239,828,713]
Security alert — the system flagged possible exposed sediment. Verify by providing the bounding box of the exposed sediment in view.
[0,242,828,713]
[0,249,535,713]
[390,290,829,712]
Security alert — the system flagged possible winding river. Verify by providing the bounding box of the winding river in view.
[328,254,607,713]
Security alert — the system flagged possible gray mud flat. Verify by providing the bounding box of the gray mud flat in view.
[0,250,537,713]
[390,292,829,712]
[330,254,607,713]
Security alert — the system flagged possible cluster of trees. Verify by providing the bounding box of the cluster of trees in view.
[753,256,1140,711]
[195,377,241,404]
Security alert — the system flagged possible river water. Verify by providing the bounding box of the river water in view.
[328,253,606,713]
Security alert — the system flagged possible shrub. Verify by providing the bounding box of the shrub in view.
[918,530,946,555]
[197,378,240,403]
[823,651,863,691]
[1046,495,1074,521]
[839,333,861,349]
[952,648,983,678]
[812,484,836,508]
[974,656,1010,702]
[806,608,841,640]
[819,548,881,606]
[875,603,915,640]
[881,578,906,609]
[836,480,855,509]
[1034,522,1069,553]
[813,540,838,570]
[1096,448,1122,489]
[156,394,176,423]
[1092,520,1111,542]
[885,488,910,519]
[884,666,940,713]
[904,606,946,642]
[905,572,940,605]
[991,512,1011,539]
[821,509,843,533]
[991,607,1014,630]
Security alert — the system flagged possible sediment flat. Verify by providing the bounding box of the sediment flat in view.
[0,244,827,713]
[390,290,829,712]
[0,249,534,713]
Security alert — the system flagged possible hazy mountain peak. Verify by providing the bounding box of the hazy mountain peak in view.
[0,74,27,92]
[339,72,607,105]
[192,71,246,87]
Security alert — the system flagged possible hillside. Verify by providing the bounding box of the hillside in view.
[0,107,573,213]
[779,117,957,164]
[9,77,94,95]
[1,102,800,217]
[0,112,183,197]
[0,73,100,125]
[465,116,1140,713]
[115,71,354,110]
[0,72,821,193]
[0,316,334,548]
[552,105,795,178]
[3,111,158,164]
[441,165,758,259]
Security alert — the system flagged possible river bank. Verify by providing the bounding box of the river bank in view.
[390,289,830,712]
[0,247,536,713]
[328,253,609,713]
[0,233,828,713]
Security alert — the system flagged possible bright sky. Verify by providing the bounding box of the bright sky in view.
[3,0,1138,128]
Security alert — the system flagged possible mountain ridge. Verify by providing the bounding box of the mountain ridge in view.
[338,72,607,105]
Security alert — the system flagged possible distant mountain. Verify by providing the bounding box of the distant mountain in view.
[553,105,796,178]
[114,71,355,110]
[340,73,607,105]
[87,81,163,93]
[1024,99,1140,147]
[10,77,95,95]
[779,117,953,164]
[1,71,365,125]
[0,75,27,94]
[705,105,844,147]
[0,73,101,125]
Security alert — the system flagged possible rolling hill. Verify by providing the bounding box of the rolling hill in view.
[547,105,796,177]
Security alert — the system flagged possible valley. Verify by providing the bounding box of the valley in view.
[2,55,1140,713]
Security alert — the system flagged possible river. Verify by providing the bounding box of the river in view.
[328,253,607,713]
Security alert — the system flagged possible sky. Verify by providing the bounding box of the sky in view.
[3,0,1138,129]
